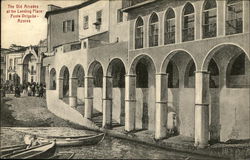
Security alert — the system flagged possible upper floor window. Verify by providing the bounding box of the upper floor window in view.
[117,9,123,23]
[182,2,195,42]
[0,56,4,63]
[9,59,13,68]
[164,8,175,45]
[96,10,102,24]
[83,16,89,29]
[63,20,74,33]
[149,13,159,47]
[226,0,243,35]
[203,0,217,38]
[135,17,144,49]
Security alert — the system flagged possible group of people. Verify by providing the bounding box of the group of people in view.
[0,81,46,98]
[22,82,46,97]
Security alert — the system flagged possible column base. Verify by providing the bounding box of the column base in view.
[84,97,93,119]
[125,99,136,132]
[155,101,167,140]
[102,99,112,129]
[194,142,209,149]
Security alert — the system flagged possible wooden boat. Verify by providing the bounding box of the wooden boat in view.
[0,144,28,156]
[38,133,105,147]
[1,141,56,159]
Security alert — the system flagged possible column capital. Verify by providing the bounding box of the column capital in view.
[125,99,136,102]
[195,70,209,74]
[85,76,94,79]
[125,74,136,77]
[103,75,112,78]
[70,77,78,79]
[155,73,168,76]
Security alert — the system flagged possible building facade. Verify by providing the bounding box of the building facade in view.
[44,0,250,148]
[3,43,46,85]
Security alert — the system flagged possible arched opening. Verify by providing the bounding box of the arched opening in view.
[164,8,175,45]
[13,73,20,86]
[166,60,179,88]
[227,53,249,88]
[50,68,56,90]
[71,64,85,110]
[162,51,196,137]
[203,44,250,142]
[182,2,195,42]
[184,60,195,88]
[23,54,38,84]
[149,13,159,47]
[226,0,243,35]
[63,68,69,97]
[202,0,217,38]
[87,61,103,118]
[208,59,219,88]
[130,55,156,131]
[107,59,126,126]
[135,17,144,49]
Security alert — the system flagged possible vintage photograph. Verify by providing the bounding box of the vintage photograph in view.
[1,0,250,159]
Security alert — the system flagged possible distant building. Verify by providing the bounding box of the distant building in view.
[3,40,47,85]
[1,48,11,83]
[44,0,250,148]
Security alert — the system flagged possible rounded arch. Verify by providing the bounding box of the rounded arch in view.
[202,43,250,71]
[59,65,69,77]
[106,58,126,76]
[203,0,217,10]
[161,49,197,73]
[149,12,159,23]
[87,61,103,87]
[129,54,156,75]
[72,64,85,87]
[50,68,56,90]
[22,49,39,64]
[182,2,195,15]
[164,7,176,20]
[184,59,196,88]
[135,16,144,49]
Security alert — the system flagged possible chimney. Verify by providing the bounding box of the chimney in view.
[47,4,61,11]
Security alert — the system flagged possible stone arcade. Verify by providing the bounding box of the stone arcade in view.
[43,0,250,148]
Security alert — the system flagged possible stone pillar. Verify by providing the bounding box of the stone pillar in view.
[102,76,113,128]
[69,77,78,108]
[45,65,50,88]
[125,74,136,131]
[217,0,226,36]
[194,71,210,148]
[36,62,41,84]
[194,1,203,40]
[84,76,94,119]
[19,64,24,84]
[243,0,250,33]
[155,73,168,139]
[58,77,63,99]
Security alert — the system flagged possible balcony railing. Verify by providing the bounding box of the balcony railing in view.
[203,23,217,38]
[182,27,194,42]
[164,31,175,44]
[226,18,243,35]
